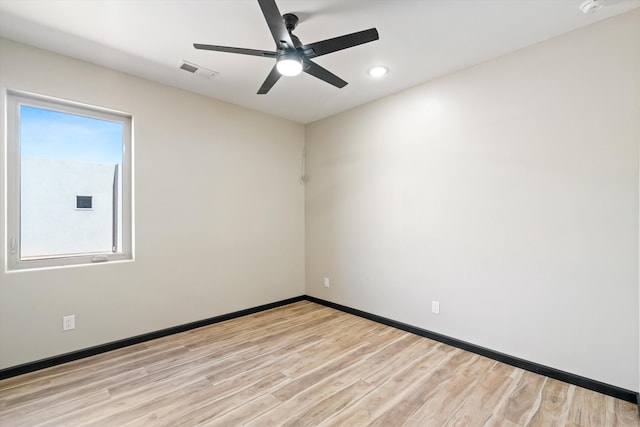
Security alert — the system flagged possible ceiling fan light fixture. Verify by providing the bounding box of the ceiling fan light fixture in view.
[276,55,303,76]
[368,66,388,78]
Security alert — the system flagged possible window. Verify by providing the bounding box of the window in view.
[6,91,133,270]
[76,196,93,210]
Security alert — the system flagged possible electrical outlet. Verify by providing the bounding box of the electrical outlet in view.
[323,277,330,288]
[63,315,75,331]
[432,301,440,315]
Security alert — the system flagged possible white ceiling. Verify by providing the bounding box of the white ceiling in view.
[1,0,639,124]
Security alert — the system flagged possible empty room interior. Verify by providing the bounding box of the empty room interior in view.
[1,0,640,425]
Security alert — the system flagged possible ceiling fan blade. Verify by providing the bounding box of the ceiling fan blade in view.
[303,60,347,89]
[302,28,379,59]
[257,64,282,94]
[257,0,294,49]
[194,44,277,58]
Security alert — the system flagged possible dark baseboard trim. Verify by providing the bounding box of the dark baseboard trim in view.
[0,295,305,381]
[304,295,638,404]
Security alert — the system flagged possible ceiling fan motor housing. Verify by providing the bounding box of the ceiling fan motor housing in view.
[283,13,299,31]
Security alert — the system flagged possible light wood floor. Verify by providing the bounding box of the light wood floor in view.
[0,301,637,426]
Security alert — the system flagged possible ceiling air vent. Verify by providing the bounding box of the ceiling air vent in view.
[179,61,219,79]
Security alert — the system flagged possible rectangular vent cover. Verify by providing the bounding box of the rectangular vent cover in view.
[180,62,198,73]
[179,61,218,79]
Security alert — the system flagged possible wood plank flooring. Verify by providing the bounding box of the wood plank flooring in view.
[0,301,637,426]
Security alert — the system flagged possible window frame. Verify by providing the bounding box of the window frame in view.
[6,90,133,271]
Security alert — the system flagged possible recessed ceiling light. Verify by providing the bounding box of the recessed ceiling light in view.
[579,0,604,14]
[368,66,388,78]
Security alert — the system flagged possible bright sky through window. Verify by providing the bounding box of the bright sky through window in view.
[20,105,123,165]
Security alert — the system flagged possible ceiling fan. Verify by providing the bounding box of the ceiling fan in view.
[194,0,379,94]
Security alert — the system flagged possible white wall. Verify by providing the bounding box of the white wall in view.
[305,10,640,391]
[21,158,116,257]
[0,38,305,369]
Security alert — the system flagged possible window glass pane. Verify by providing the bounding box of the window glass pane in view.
[20,105,123,259]
[76,196,93,209]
